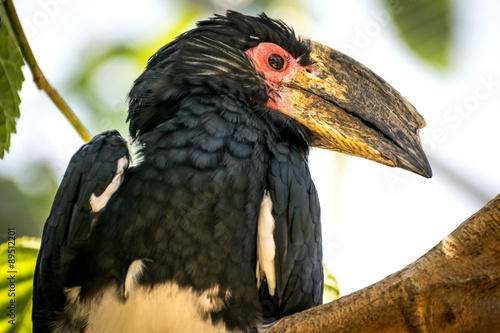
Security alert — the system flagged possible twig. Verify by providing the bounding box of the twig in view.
[2,0,92,142]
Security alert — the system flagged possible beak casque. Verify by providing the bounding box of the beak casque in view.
[283,41,432,178]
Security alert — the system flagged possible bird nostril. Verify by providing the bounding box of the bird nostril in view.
[304,66,317,75]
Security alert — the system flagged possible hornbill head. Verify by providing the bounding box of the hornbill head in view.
[129,11,431,178]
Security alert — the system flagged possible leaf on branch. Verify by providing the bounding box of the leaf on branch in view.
[0,6,25,159]
[0,237,40,333]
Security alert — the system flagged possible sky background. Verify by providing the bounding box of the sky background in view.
[1,0,499,296]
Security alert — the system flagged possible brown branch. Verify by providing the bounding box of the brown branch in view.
[271,194,500,333]
[2,0,92,142]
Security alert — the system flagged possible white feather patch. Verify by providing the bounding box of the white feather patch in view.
[61,283,231,333]
[124,259,146,298]
[90,156,128,212]
[256,191,276,296]
[61,264,232,333]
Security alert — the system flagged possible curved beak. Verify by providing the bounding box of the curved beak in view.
[282,41,432,178]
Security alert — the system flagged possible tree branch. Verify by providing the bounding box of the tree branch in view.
[271,194,500,332]
[2,0,92,142]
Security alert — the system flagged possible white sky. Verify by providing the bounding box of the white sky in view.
[2,0,500,296]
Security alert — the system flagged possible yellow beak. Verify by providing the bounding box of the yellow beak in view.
[282,41,431,178]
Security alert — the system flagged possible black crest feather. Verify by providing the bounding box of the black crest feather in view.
[127,11,312,139]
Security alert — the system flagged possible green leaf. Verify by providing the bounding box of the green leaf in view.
[385,0,452,69]
[323,263,340,303]
[0,237,40,333]
[0,7,25,159]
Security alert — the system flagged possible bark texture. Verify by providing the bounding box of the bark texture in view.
[270,194,500,333]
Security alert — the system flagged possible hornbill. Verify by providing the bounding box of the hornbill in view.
[33,11,431,333]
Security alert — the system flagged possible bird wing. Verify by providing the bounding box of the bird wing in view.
[263,142,323,318]
[32,130,129,330]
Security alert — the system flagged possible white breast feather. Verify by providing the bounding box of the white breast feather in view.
[256,191,276,296]
[60,261,232,333]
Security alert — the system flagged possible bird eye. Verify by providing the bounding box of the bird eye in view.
[268,53,285,70]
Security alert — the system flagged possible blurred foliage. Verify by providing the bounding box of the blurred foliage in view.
[0,237,40,333]
[67,5,207,140]
[0,163,58,238]
[323,263,341,302]
[385,0,452,69]
[0,6,25,159]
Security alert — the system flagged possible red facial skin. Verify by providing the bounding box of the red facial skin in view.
[245,43,317,115]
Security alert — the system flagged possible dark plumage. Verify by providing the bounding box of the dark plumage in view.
[33,11,430,333]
